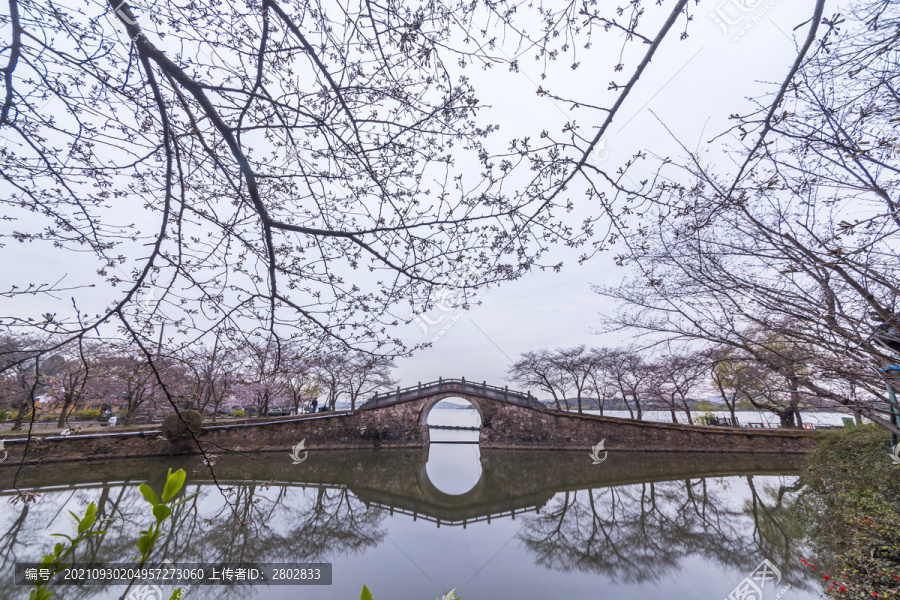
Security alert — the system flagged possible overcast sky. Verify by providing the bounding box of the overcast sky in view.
[0,0,829,395]
[391,0,826,390]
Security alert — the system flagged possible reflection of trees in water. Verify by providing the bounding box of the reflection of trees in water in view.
[0,481,386,600]
[183,482,388,565]
[1,463,813,599]
[742,476,807,575]
[518,476,812,592]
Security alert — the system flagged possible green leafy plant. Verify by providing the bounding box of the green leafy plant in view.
[796,425,900,598]
[30,469,198,600]
[29,502,107,600]
[361,585,373,600]
[136,468,199,566]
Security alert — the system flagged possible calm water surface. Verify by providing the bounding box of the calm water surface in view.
[0,409,826,599]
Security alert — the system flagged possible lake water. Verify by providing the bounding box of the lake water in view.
[0,408,828,599]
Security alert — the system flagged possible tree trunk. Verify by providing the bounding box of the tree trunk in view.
[778,410,797,428]
[682,401,693,425]
[727,399,738,425]
[11,398,28,430]
[11,369,33,430]
[57,396,74,428]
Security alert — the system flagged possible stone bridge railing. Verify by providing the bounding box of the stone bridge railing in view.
[358,378,545,410]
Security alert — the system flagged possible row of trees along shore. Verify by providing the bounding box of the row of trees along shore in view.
[509,344,866,429]
[0,0,898,439]
[0,332,396,429]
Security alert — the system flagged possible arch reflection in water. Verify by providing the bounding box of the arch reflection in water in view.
[423,444,483,497]
[0,450,823,599]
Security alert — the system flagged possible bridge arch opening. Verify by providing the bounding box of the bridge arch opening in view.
[421,397,482,441]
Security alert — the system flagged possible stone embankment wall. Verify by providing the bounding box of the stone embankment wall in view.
[0,406,425,466]
[0,397,815,466]
[479,401,816,453]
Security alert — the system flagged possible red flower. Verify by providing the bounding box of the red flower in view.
[825,575,831,581]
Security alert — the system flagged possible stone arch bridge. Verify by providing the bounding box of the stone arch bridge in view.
[0,378,816,466]
[351,378,815,453]
[358,377,544,428]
